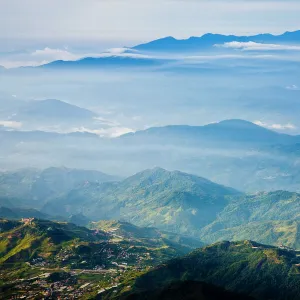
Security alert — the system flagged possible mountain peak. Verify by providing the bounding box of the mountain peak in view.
[213,119,264,129]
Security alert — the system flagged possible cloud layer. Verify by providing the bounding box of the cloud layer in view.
[216,41,300,51]
[0,120,22,129]
[0,47,150,68]
[71,126,134,138]
[254,120,296,131]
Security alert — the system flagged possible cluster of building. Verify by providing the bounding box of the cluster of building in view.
[30,257,48,267]
[21,218,34,225]
[279,244,295,252]
[5,273,98,299]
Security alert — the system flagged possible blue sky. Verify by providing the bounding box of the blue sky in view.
[1,0,300,51]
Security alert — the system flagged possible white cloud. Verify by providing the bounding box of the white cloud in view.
[254,120,296,130]
[105,47,137,54]
[72,126,134,138]
[286,84,299,90]
[216,41,300,51]
[0,120,22,129]
[31,47,79,61]
[0,46,151,68]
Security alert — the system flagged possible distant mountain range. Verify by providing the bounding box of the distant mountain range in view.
[3,118,300,146]
[10,99,97,122]
[134,30,300,52]
[4,118,300,147]
[25,30,299,70]
[0,167,118,209]
[1,119,300,192]
[0,98,99,131]
[120,119,300,147]
[41,56,171,69]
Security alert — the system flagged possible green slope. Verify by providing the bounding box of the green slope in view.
[90,220,204,253]
[200,190,300,247]
[0,218,106,266]
[201,220,300,249]
[115,241,300,300]
[44,168,239,235]
[0,218,201,270]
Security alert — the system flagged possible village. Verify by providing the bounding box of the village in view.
[1,226,153,299]
[1,264,131,299]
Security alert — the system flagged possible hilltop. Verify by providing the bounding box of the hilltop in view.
[43,167,239,235]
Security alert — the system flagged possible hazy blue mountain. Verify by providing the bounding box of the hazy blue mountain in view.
[1,119,300,192]
[11,99,97,122]
[0,167,118,208]
[43,167,240,235]
[0,206,51,220]
[41,56,170,69]
[0,128,98,144]
[134,30,300,52]
[116,121,300,192]
[0,98,100,133]
[120,119,300,147]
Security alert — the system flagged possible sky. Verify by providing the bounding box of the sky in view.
[0,0,300,68]
[1,0,300,52]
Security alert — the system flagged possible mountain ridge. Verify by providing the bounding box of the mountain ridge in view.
[42,167,240,235]
[120,119,300,146]
[39,56,171,69]
[133,30,300,52]
[12,98,97,121]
